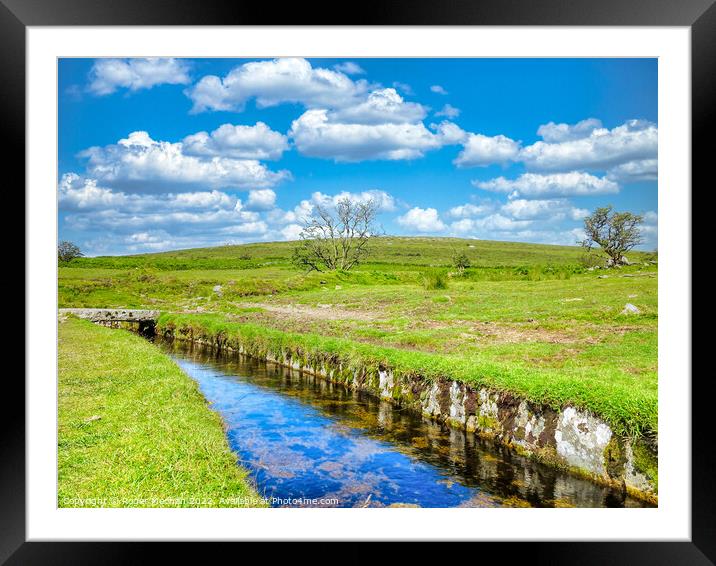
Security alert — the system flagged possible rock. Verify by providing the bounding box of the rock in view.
[212,285,223,296]
[621,303,640,315]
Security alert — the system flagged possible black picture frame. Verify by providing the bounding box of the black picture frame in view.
[6,0,706,562]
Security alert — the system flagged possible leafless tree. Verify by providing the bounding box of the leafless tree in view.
[292,197,380,272]
[581,206,644,266]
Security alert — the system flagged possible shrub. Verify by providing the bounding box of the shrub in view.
[452,251,471,275]
[422,270,448,290]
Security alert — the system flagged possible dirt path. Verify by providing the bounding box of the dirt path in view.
[233,302,380,322]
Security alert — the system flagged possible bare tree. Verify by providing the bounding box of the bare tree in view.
[581,206,644,266]
[58,241,84,262]
[292,198,380,272]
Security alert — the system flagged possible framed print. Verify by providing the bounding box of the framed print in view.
[7,0,708,561]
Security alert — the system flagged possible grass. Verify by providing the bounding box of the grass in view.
[58,236,658,440]
[58,317,266,507]
[157,312,657,438]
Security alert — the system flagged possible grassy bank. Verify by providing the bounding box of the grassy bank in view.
[157,312,657,438]
[58,317,265,507]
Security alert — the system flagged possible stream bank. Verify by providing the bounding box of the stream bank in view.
[155,314,658,504]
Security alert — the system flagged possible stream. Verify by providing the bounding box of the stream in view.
[160,340,652,508]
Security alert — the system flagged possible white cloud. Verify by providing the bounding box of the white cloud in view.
[245,189,277,211]
[58,174,128,210]
[454,133,521,168]
[430,85,448,95]
[333,62,366,75]
[449,217,586,246]
[606,158,658,182]
[474,171,619,198]
[392,82,414,95]
[186,57,369,113]
[88,58,191,95]
[58,174,241,213]
[447,202,494,218]
[266,200,314,225]
[311,190,396,212]
[182,122,288,160]
[396,207,446,232]
[520,119,658,171]
[280,224,304,241]
[220,221,269,235]
[536,118,602,143]
[435,104,460,119]
[289,109,460,162]
[328,88,427,125]
[501,198,591,222]
[78,130,290,190]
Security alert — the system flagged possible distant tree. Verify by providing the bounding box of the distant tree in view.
[58,241,83,262]
[452,250,471,275]
[581,206,643,266]
[292,197,380,272]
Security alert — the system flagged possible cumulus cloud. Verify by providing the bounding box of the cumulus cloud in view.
[88,58,191,95]
[58,173,239,212]
[289,109,461,162]
[520,119,658,171]
[58,174,302,254]
[435,104,460,118]
[244,189,277,211]
[449,216,586,246]
[430,85,448,95]
[182,122,288,160]
[311,190,396,212]
[536,118,603,143]
[333,61,366,75]
[78,130,290,190]
[451,118,657,173]
[396,207,446,232]
[447,202,495,218]
[501,198,590,221]
[185,57,369,113]
[473,171,619,198]
[280,224,304,241]
[327,88,427,125]
[606,158,658,182]
[454,133,521,168]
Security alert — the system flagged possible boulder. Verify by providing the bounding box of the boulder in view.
[621,303,640,315]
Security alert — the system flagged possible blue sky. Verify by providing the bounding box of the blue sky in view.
[58,57,657,256]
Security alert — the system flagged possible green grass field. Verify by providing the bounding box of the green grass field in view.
[58,317,265,507]
[59,236,657,438]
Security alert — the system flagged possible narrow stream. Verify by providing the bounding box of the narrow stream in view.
[160,340,652,508]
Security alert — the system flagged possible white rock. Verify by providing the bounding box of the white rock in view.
[621,303,640,314]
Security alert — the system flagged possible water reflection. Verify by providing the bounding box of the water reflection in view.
[161,340,651,508]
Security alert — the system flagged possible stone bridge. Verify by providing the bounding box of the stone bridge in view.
[59,308,160,335]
